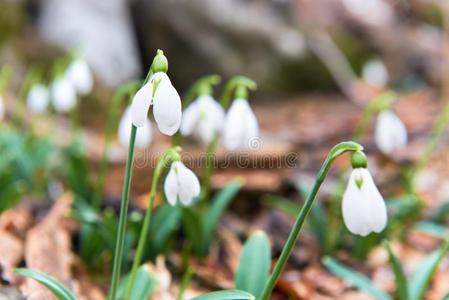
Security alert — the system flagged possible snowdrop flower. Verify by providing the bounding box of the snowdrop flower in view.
[0,95,4,120]
[375,110,407,155]
[342,152,387,236]
[164,161,200,206]
[27,84,49,114]
[181,95,225,144]
[362,59,389,89]
[118,106,152,148]
[131,72,182,136]
[51,77,77,113]
[65,58,93,96]
[223,99,259,150]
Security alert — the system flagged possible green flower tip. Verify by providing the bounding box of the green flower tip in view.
[351,151,368,169]
[151,49,168,73]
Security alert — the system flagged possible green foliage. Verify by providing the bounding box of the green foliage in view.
[182,179,243,257]
[15,268,77,300]
[409,239,449,300]
[383,241,408,300]
[0,129,55,214]
[322,257,392,300]
[191,290,255,300]
[116,265,156,300]
[235,231,271,299]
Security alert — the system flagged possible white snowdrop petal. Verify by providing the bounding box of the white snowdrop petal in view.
[180,100,200,136]
[360,169,387,233]
[164,166,179,206]
[118,106,152,148]
[51,78,77,113]
[223,99,249,150]
[131,82,153,127]
[375,110,407,154]
[27,84,49,114]
[342,169,387,236]
[199,96,225,144]
[0,95,4,120]
[243,103,259,148]
[362,59,389,88]
[175,162,200,205]
[152,74,182,136]
[65,59,93,96]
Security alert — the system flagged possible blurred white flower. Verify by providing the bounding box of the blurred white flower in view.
[342,0,393,26]
[51,78,77,113]
[118,106,152,149]
[375,110,407,155]
[0,95,4,120]
[27,84,49,114]
[223,99,259,150]
[65,58,93,96]
[181,95,225,144]
[131,72,181,136]
[164,161,200,206]
[362,59,389,88]
[342,168,387,236]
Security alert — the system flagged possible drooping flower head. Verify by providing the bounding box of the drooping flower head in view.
[131,50,182,136]
[51,77,77,113]
[118,106,152,148]
[362,59,389,89]
[375,109,407,155]
[222,76,259,150]
[65,58,93,96]
[27,84,50,114]
[342,151,387,236]
[181,95,225,144]
[0,94,4,120]
[181,75,224,144]
[164,160,200,206]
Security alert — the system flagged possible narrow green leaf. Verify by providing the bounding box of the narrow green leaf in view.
[15,268,77,300]
[409,239,449,300]
[383,241,408,300]
[203,179,243,247]
[191,289,255,300]
[147,204,181,259]
[322,257,392,300]
[235,231,271,299]
[415,221,449,239]
[183,207,204,255]
[116,265,156,300]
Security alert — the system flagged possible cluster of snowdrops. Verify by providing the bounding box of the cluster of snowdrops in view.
[1,49,448,300]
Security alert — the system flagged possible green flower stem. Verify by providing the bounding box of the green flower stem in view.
[414,101,449,175]
[220,76,256,109]
[109,50,167,299]
[260,141,363,300]
[124,147,181,298]
[0,65,12,95]
[109,125,138,300]
[201,131,219,203]
[93,80,141,208]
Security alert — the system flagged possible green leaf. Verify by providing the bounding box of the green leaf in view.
[235,231,271,299]
[322,257,392,300]
[183,207,205,255]
[442,292,449,300]
[409,239,449,299]
[415,221,449,239]
[202,179,243,250]
[383,241,408,300]
[148,204,182,259]
[15,268,77,300]
[116,265,156,300]
[191,290,255,300]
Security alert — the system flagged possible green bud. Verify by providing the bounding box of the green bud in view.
[151,49,168,73]
[351,151,368,169]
